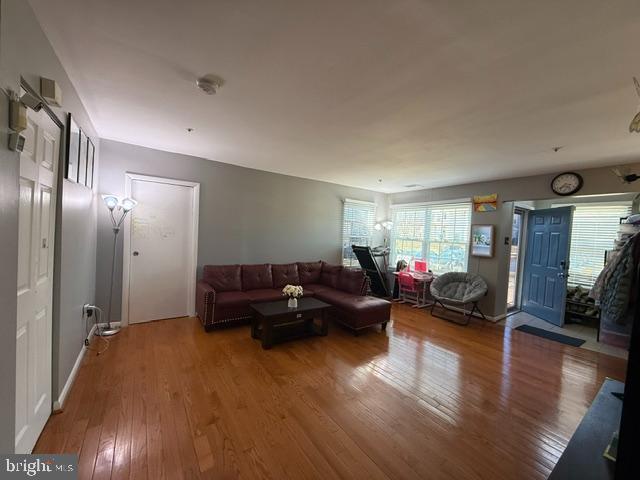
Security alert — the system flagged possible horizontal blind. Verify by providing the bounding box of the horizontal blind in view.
[390,202,471,274]
[390,205,426,267]
[559,203,632,288]
[426,203,472,274]
[342,200,376,267]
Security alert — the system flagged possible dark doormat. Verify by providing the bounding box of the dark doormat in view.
[515,324,586,347]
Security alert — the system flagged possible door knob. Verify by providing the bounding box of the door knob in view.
[133,251,139,256]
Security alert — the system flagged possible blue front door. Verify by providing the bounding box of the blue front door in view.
[521,207,573,326]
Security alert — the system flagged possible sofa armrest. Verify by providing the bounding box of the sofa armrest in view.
[196,280,216,328]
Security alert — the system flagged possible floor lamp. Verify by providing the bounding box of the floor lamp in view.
[98,194,138,336]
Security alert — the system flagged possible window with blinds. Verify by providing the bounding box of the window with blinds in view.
[390,202,472,274]
[555,203,632,288]
[342,199,376,267]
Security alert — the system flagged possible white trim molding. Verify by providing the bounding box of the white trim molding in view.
[53,321,123,411]
[343,198,377,205]
[435,304,505,323]
[121,173,200,327]
[391,198,472,209]
[53,344,88,411]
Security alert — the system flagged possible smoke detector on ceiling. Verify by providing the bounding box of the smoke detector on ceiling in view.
[196,75,224,95]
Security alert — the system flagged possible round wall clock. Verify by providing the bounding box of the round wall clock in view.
[551,172,583,196]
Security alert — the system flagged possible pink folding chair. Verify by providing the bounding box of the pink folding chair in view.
[414,260,428,272]
[398,271,419,305]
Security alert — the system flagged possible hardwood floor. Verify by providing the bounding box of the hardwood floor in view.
[35,304,626,479]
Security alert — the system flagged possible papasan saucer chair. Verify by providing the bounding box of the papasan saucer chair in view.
[430,272,488,325]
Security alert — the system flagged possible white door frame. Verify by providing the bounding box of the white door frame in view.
[121,173,200,327]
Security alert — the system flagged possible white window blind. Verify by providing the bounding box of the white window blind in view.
[342,199,376,267]
[556,203,632,288]
[390,202,472,274]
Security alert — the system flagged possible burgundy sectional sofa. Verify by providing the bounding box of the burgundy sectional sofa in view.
[196,261,391,333]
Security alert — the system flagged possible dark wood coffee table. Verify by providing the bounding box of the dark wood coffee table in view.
[250,297,331,349]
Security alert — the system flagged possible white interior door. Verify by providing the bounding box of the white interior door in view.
[126,176,199,324]
[15,107,60,453]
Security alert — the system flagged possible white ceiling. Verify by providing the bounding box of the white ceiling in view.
[29,0,640,193]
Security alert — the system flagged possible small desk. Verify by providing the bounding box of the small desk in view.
[393,271,435,308]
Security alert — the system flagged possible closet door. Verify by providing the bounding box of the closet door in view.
[15,107,60,454]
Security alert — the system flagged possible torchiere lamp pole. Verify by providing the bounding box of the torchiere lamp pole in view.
[98,194,137,336]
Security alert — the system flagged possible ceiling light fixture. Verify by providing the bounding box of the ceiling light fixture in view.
[196,75,224,95]
[375,220,393,231]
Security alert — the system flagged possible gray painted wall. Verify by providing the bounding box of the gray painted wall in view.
[96,139,388,323]
[0,0,99,450]
[54,178,98,397]
[97,139,640,324]
[390,163,640,318]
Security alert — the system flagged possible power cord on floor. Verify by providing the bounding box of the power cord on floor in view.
[83,305,110,355]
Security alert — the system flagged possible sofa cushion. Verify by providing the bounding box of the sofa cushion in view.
[338,268,367,295]
[297,261,322,284]
[203,265,242,292]
[320,262,343,288]
[245,289,283,303]
[301,283,329,297]
[242,264,273,291]
[272,263,300,288]
[314,288,352,305]
[333,295,391,329]
[430,272,488,304]
[316,290,391,329]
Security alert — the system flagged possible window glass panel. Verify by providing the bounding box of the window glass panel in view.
[554,203,632,288]
[390,202,471,274]
[342,200,377,267]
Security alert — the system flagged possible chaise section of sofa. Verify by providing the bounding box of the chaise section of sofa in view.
[195,261,391,333]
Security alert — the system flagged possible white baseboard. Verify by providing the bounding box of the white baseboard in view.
[435,304,506,323]
[53,321,122,411]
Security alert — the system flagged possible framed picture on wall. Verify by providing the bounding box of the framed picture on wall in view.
[86,139,95,188]
[65,114,80,182]
[78,129,88,185]
[471,224,495,258]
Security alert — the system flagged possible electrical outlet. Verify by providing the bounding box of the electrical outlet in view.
[83,303,93,318]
